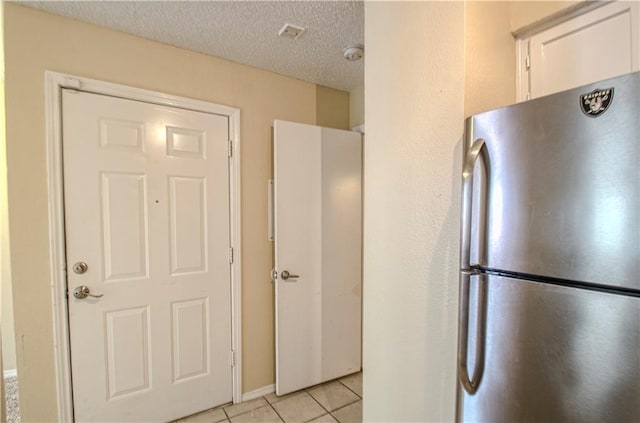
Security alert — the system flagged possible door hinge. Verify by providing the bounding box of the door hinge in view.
[229,247,234,264]
[231,350,236,367]
[525,55,531,70]
[228,139,233,157]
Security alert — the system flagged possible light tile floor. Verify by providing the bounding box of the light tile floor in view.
[176,372,362,423]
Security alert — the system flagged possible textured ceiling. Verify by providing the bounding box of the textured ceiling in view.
[21,1,364,92]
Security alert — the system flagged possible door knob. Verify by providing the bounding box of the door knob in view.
[72,285,103,300]
[280,270,299,280]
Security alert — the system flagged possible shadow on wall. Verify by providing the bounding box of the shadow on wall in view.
[421,136,463,418]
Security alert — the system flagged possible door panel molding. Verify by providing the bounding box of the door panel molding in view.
[44,71,242,421]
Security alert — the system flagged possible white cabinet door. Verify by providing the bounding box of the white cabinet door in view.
[63,90,232,422]
[273,120,362,396]
[524,1,639,99]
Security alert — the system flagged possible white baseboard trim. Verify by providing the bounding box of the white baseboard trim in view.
[3,369,17,379]
[242,384,275,402]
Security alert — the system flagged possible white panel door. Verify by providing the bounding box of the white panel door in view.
[274,120,362,396]
[528,1,639,98]
[63,90,232,422]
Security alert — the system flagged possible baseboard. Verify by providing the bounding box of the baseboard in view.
[242,384,275,402]
[3,369,17,379]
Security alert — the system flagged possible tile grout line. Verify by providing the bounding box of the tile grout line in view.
[329,397,361,416]
[303,376,362,422]
[305,387,332,416]
[223,405,232,421]
[300,389,334,423]
[326,378,362,421]
[223,398,271,421]
[264,394,286,423]
[330,377,364,422]
[265,391,330,423]
[305,386,360,423]
[218,374,361,423]
[337,378,362,400]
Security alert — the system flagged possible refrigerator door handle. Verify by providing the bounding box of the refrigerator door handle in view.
[458,269,487,394]
[460,137,486,270]
[458,136,488,394]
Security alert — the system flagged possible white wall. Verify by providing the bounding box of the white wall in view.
[363,2,464,421]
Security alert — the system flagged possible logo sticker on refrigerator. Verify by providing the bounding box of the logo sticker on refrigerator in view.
[580,88,614,117]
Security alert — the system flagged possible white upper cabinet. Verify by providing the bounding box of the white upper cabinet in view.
[517,1,639,100]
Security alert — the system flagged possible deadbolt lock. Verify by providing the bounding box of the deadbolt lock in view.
[73,262,88,274]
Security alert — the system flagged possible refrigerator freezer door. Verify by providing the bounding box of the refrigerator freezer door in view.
[457,273,640,422]
[468,72,639,291]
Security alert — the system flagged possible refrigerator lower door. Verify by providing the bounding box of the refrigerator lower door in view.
[457,273,639,423]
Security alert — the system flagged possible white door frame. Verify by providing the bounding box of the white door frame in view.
[44,71,242,421]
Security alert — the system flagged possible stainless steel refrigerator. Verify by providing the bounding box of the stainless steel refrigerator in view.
[457,72,639,422]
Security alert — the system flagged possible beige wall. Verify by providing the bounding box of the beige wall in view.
[316,85,350,130]
[464,0,584,117]
[363,2,464,420]
[0,0,16,375]
[1,80,15,374]
[349,85,364,129]
[464,1,517,117]
[509,1,583,32]
[464,0,585,117]
[2,0,579,420]
[2,4,348,420]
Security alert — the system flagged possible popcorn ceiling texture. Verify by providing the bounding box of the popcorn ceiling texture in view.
[22,1,364,91]
[4,375,19,423]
